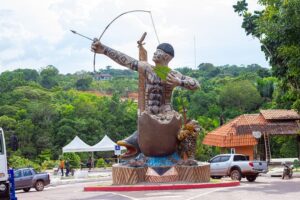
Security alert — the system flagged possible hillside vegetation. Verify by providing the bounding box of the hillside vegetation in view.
[0,63,298,166]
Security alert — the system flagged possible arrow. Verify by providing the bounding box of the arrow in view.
[70,30,94,41]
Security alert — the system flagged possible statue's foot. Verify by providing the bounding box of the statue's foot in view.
[177,159,198,166]
[117,140,139,159]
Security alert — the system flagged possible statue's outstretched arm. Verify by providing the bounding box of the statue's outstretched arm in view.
[168,71,200,90]
[91,40,143,71]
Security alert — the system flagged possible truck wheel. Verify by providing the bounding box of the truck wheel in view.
[35,180,45,191]
[23,188,31,192]
[230,169,242,181]
[246,175,257,182]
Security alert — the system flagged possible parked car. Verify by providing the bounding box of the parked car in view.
[209,154,268,182]
[14,168,50,192]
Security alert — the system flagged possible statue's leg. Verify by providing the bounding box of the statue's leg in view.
[117,131,140,158]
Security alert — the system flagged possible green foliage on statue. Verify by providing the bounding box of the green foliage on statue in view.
[153,65,171,80]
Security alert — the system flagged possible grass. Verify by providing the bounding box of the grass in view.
[210,178,222,183]
[294,167,300,172]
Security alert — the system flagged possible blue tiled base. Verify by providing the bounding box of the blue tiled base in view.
[146,152,180,167]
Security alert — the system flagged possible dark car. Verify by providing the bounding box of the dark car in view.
[14,168,50,192]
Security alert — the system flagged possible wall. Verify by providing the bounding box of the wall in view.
[234,146,254,160]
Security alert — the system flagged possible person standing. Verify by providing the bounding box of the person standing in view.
[87,157,92,172]
[65,160,70,177]
[59,158,65,176]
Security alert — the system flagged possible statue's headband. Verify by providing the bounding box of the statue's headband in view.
[157,43,174,57]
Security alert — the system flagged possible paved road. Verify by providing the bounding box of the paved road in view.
[17,177,300,200]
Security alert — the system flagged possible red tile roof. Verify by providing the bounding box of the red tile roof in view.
[260,109,300,120]
[203,110,300,147]
[203,114,260,147]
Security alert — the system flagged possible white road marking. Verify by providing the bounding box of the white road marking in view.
[110,192,140,200]
[185,186,243,200]
[138,195,182,199]
[144,192,177,196]
[185,188,226,200]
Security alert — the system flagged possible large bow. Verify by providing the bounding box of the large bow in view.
[92,10,160,72]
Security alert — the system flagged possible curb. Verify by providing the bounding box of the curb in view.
[262,173,300,178]
[49,176,112,187]
[84,181,240,192]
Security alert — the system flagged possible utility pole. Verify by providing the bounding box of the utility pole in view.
[194,36,197,68]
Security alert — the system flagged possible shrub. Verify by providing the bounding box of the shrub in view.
[105,158,114,167]
[293,159,300,169]
[96,158,107,168]
[63,153,81,169]
[9,155,41,171]
[41,160,59,170]
[37,149,52,164]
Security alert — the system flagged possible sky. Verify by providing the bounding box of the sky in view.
[0,0,269,74]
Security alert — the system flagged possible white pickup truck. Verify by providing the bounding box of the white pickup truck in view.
[209,154,268,182]
[0,128,10,199]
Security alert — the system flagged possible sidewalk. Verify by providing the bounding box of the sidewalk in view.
[47,166,300,187]
[261,165,300,178]
[49,168,112,186]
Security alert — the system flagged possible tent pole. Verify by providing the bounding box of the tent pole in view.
[91,151,94,169]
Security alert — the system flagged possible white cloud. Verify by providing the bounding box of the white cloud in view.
[0,47,24,62]
[0,0,268,74]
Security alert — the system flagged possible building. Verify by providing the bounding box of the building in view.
[94,73,113,81]
[203,110,300,161]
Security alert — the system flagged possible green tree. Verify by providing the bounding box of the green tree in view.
[14,69,39,82]
[76,77,93,91]
[234,0,300,111]
[0,116,17,130]
[0,71,25,92]
[219,80,262,112]
[0,105,19,117]
[15,119,35,157]
[198,63,221,78]
[257,77,276,100]
[40,65,59,89]
[63,153,81,169]
[9,155,41,171]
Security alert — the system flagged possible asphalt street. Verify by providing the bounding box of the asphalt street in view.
[16,176,300,200]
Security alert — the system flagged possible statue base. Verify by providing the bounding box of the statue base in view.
[145,166,178,183]
[112,163,210,185]
[112,165,147,185]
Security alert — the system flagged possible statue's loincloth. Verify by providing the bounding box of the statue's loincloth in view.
[138,111,182,157]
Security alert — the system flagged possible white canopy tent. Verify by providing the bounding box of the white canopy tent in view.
[62,135,124,168]
[90,135,125,151]
[62,136,92,153]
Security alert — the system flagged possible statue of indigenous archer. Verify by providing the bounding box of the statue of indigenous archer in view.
[91,33,200,166]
